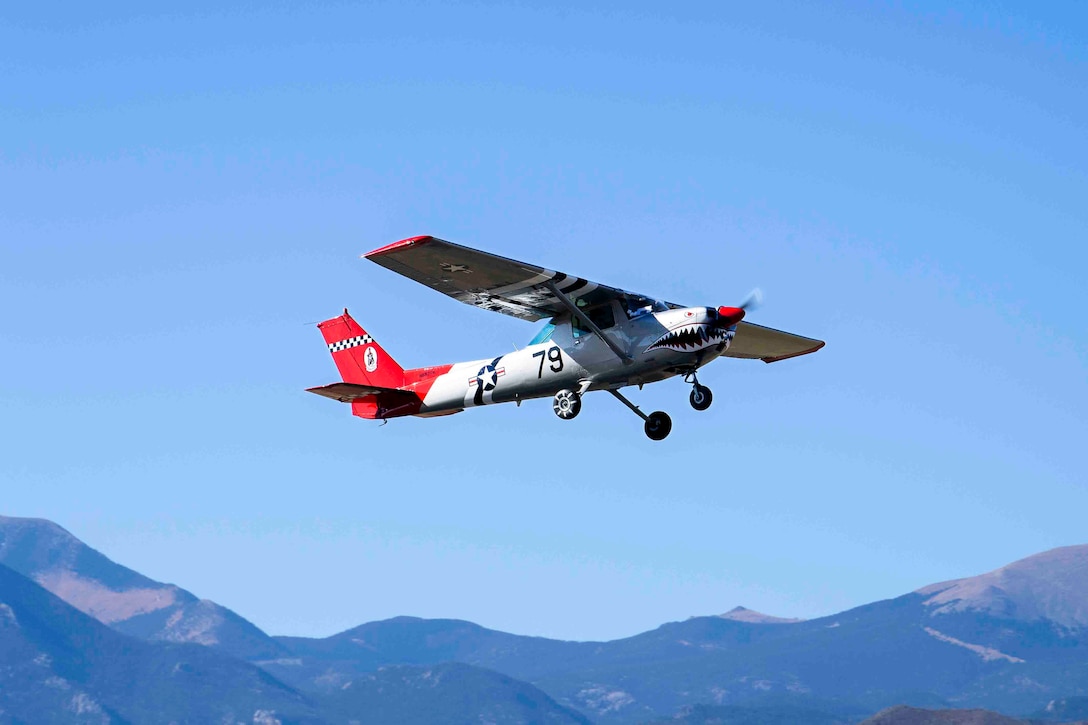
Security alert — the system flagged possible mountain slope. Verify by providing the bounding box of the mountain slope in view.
[859,705,1029,725]
[646,702,853,725]
[0,515,284,660]
[322,662,592,725]
[917,545,1088,629]
[0,562,321,724]
[270,616,594,691]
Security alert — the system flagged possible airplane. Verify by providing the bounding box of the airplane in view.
[308,235,824,440]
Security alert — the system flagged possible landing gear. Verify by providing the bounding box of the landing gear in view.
[644,411,673,441]
[607,389,672,441]
[684,372,713,411]
[552,389,582,420]
[690,384,712,411]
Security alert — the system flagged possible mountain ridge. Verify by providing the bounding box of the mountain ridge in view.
[7,515,1088,724]
[0,561,321,724]
[0,515,285,660]
[917,545,1088,630]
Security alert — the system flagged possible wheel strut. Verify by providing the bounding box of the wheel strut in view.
[607,389,672,441]
[685,371,713,411]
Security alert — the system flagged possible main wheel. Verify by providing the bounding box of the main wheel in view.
[644,411,672,440]
[552,389,582,420]
[690,384,713,411]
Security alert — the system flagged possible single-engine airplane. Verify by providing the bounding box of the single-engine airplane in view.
[308,236,824,440]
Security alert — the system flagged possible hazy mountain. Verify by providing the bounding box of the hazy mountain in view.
[858,705,1028,724]
[271,546,1088,723]
[0,562,321,724]
[0,515,285,660]
[645,702,851,724]
[1031,696,1088,722]
[269,616,592,691]
[321,662,592,725]
[718,606,805,624]
[8,517,1088,725]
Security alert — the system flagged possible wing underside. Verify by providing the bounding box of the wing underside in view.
[365,236,635,321]
[724,321,825,363]
[364,236,824,362]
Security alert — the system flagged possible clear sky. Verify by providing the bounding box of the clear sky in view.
[3,2,1086,641]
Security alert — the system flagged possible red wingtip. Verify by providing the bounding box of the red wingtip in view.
[364,235,433,258]
[717,306,746,326]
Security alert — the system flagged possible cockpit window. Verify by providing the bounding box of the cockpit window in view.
[623,295,669,319]
[572,317,589,338]
[529,321,556,345]
[572,305,616,338]
[588,304,615,330]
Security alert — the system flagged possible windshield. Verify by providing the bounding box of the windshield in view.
[528,321,556,345]
[623,295,669,319]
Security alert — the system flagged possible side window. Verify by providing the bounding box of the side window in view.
[572,316,590,338]
[588,304,615,330]
[573,305,615,338]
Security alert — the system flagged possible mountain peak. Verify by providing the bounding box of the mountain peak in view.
[916,544,1088,629]
[0,515,284,659]
[718,606,804,624]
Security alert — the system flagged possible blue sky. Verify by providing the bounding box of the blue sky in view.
[2,1,1086,640]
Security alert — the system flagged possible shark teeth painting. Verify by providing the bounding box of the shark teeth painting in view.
[645,323,733,353]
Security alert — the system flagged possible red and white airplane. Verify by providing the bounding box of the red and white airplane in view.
[309,236,824,440]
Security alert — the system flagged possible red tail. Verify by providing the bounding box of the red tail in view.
[317,310,405,389]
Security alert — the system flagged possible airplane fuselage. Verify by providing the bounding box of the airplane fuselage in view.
[411,305,734,416]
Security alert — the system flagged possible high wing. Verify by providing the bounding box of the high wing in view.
[364,235,644,322]
[723,322,825,364]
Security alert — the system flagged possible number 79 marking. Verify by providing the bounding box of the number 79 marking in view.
[532,346,564,378]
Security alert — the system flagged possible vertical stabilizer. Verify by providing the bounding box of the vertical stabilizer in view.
[317,310,406,389]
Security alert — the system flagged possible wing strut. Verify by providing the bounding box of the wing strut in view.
[607,388,648,420]
[544,281,632,365]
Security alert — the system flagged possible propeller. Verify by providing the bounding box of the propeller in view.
[716,288,762,326]
[739,287,763,312]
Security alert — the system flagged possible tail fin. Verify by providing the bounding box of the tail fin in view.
[317,309,405,389]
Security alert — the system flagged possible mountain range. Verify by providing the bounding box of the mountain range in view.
[0,515,284,661]
[3,514,1088,724]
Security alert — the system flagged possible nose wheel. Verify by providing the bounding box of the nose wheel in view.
[684,372,713,411]
[690,384,713,411]
[552,389,582,420]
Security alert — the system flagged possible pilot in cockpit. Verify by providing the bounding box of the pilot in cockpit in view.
[623,295,668,319]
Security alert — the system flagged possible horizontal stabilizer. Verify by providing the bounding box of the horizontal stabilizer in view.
[723,321,825,363]
[306,382,418,404]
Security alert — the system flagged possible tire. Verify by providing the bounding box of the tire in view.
[690,384,713,411]
[552,389,582,420]
[644,411,672,440]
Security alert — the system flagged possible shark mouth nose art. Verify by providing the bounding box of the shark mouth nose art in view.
[645,323,733,353]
